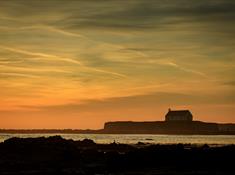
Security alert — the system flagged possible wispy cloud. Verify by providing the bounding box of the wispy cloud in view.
[20,90,235,113]
[0,0,235,127]
[53,0,235,35]
[163,61,208,78]
[0,45,83,65]
[0,45,127,78]
[0,72,39,78]
[0,25,85,38]
[224,81,235,86]
[0,64,71,74]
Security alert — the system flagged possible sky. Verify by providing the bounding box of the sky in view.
[0,0,235,129]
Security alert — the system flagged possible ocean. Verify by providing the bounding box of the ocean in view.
[1,133,235,145]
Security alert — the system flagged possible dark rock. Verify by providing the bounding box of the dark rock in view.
[0,137,234,174]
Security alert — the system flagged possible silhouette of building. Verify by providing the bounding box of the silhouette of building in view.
[165,109,193,122]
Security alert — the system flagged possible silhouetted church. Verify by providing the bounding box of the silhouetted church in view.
[165,109,193,121]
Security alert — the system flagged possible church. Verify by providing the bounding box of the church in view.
[165,109,193,122]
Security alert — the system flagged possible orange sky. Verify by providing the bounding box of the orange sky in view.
[0,0,235,129]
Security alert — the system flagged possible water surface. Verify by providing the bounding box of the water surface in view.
[1,133,235,145]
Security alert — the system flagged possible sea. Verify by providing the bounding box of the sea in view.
[1,133,235,145]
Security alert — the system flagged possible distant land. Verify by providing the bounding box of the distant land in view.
[1,110,235,135]
[0,121,235,135]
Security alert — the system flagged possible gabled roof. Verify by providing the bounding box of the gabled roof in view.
[166,110,192,116]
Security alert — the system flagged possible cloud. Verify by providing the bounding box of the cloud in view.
[0,45,83,65]
[163,61,208,78]
[0,45,127,78]
[224,81,235,86]
[0,25,85,38]
[1,0,235,32]
[50,0,235,35]
[0,0,235,128]
[0,72,39,78]
[21,90,235,113]
[18,92,198,112]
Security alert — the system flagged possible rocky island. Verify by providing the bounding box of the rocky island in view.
[1,109,235,135]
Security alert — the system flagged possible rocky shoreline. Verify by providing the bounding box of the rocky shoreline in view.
[0,136,234,174]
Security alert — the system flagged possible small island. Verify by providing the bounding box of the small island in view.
[1,109,235,135]
[103,109,235,134]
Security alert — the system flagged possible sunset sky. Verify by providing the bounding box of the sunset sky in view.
[0,0,235,129]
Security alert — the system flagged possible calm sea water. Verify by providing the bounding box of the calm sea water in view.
[1,134,235,145]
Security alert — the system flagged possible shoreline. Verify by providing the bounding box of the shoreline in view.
[1,129,235,135]
[1,133,235,145]
[0,136,234,174]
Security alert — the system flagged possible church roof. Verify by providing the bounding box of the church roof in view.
[166,110,192,116]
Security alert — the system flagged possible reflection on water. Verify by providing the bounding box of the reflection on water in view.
[0,133,235,145]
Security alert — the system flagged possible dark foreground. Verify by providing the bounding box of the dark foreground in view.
[0,136,234,175]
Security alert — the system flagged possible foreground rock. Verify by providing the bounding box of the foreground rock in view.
[0,136,234,174]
